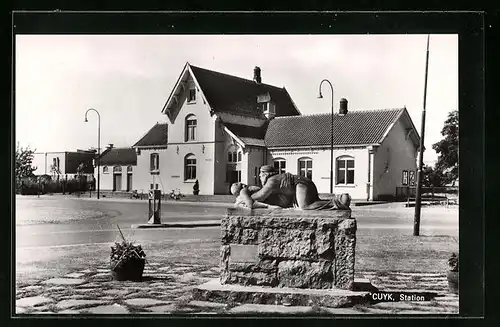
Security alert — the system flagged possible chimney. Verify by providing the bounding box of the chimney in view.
[253,66,262,84]
[339,98,348,115]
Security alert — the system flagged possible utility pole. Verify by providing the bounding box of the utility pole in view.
[414,35,430,236]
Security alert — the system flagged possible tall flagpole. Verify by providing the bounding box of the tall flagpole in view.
[413,35,430,236]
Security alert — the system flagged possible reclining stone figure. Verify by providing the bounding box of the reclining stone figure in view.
[231,165,351,210]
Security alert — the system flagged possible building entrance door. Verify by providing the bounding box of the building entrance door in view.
[113,174,122,191]
[127,173,133,191]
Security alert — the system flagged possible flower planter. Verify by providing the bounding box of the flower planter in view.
[111,257,145,281]
[447,270,459,294]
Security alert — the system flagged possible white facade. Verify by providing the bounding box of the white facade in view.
[100,164,135,191]
[32,152,66,177]
[133,76,218,195]
[268,147,371,199]
[128,64,418,200]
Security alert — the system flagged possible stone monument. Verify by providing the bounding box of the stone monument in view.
[220,208,356,290]
[193,167,375,308]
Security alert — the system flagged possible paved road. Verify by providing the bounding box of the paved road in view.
[15,195,226,247]
[15,195,458,248]
[15,195,458,284]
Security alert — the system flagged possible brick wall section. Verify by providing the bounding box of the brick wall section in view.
[220,208,356,290]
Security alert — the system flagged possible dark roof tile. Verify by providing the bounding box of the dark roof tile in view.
[190,65,300,118]
[223,123,268,147]
[133,123,168,147]
[264,108,405,147]
[99,148,137,166]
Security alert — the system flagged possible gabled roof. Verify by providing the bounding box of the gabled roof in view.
[223,123,268,148]
[162,63,301,121]
[133,123,168,148]
[264,108,420,148]
[98,147,137,166]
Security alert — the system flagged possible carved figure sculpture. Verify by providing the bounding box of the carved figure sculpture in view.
[231,165,351,210]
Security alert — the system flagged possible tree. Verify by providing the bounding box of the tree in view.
[15,144,37,193]
[422,165,446,187]
[432,110,458,185]
[15,143,37,182]
[76,162,86,191]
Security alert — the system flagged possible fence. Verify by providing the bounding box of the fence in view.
[396,186,459,200]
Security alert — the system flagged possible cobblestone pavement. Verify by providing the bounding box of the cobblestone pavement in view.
[15,262,459,315]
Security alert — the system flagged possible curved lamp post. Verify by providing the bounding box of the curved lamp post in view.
[84,108,101,199]
[318,79,334,194]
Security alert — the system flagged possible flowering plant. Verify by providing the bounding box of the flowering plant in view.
[110,225,146,279]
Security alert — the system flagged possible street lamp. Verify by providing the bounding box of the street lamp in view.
[318,79,334,194]
[84,108,101,199]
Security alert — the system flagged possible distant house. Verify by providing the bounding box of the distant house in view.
[32,150,95,180]
[97,145,137,192]
[126,62,419,200]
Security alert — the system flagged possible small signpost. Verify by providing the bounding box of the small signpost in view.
[147,190,162,224]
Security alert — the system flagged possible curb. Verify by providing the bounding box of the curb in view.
[131,220,221,229]
[73,197,234,207]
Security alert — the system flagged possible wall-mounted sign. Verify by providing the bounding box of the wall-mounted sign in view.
[409,170,416,186]
[171,175,180,178]
[205,158,213,162]
[402,170,409,186]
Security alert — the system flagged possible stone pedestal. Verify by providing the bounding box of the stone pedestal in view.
[220,208,356,290]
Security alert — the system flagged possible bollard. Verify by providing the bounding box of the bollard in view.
[147,190,162,224]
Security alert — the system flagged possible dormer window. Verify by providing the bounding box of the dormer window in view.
[188,86,196,103]
[257,92,275,119]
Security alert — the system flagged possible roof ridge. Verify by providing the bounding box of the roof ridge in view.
[105,147,135,150]
[273,108,405,119]
[189,64,285,92]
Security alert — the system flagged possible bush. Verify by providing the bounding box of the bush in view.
[193,179,200,195]
[448,252,459,272]
[16,175,91,195]
[18,178,41,195]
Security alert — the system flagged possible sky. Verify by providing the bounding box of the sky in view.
[15,34,457,165]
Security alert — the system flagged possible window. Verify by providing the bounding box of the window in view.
[103,166,109,174]
[127,165,133,173]
[298,157,313,179]
[336,156,355,185]
[113,166,122,173]
[188,87,196,102]
[184,154,197,180]
[150,153,159,172]
[227,145,241,163]
[52,157,60,168]
[273,158,286,174]
[185,115,197,141]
